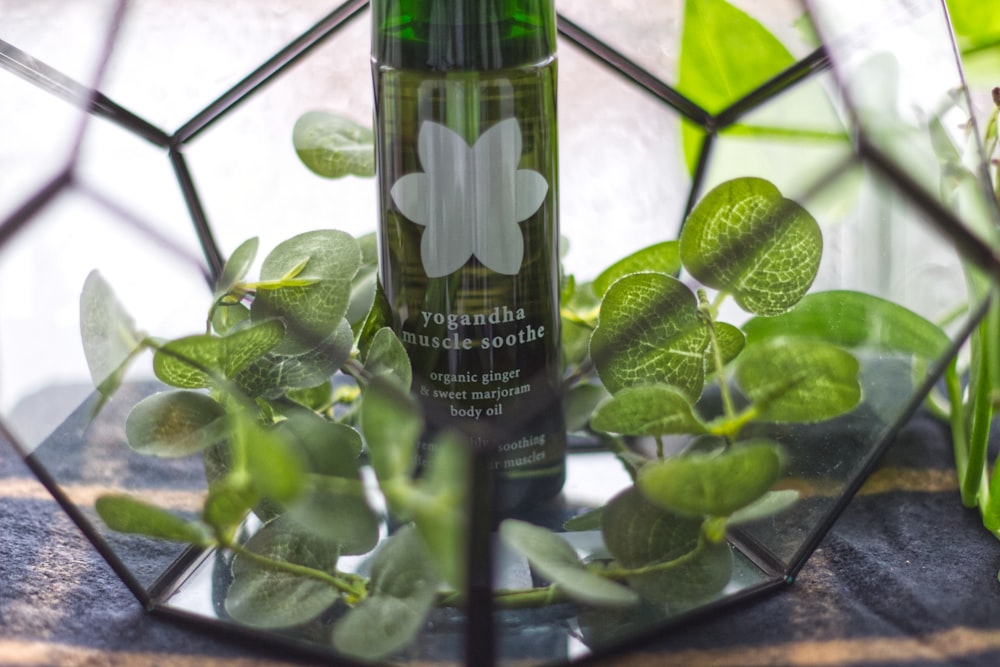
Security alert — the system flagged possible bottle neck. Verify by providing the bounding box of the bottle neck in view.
[371,0,556,71]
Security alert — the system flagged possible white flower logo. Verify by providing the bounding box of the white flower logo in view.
[390,118,549,278]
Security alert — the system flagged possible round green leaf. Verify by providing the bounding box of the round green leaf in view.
[215,237,259,299]
[591,385,708,437]
[601,488,702,568]
[710,322,746,371]
[360,375,423,484]
[564,382,610,432]
[593,241,681,297]
[499,519,639,608]
[79,270,144,395]
[363,326,412,389]
[226,514,342,629]
[234,318,354,397]
[125,390,227,457]
[590,273,709,399]
[741,290,949,360]
[293,111,375,179]
[274,411,364,475]
[287,474,379,556]
[153,319,286,389]
[252,230,361,355]
[735,338,861,422]
[638,440,785,518]
[332,524,440,661]
[95,494,211,545]
[680,177,822,316]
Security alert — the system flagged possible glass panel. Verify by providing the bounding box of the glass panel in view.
[181,7,375,260]
[555,0,679,86]
[557,38,688,280]
[809,0,999,246]
[0,0,122,221]
[98,0,352,132]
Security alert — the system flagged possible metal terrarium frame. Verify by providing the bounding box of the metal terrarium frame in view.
[1,0,998,665]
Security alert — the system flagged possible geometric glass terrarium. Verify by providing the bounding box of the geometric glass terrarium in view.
[1,0,997,664]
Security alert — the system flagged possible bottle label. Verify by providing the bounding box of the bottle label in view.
[389,118,548,278]
[375,68,565,490]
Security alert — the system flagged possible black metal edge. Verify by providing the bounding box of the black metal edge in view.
[555,13,710,125]
[167,148,225,280]
[0,416,156,611]
[569,575,790,667]
[148,601,375,667]
[173,0,370,145]
[466,447,497,666]
[713,47,832,130]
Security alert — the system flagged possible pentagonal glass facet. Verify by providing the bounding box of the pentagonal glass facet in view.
[0,0,996,665]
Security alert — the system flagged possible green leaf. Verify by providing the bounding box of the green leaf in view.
[601,488,702,568]
[215,237,259,299]
[274,410,364,475]
[204,476,258,539]
[232,412,305,505]
[79,270,144,396]
[678,0,796,173]
[211,301,251,336]
[591,385,708,437]
[363,326,413,389]
[710,322,745,370]
[680,177,822,316]
[293,111,375,179]
[124,390,227,457]
[592,242,681,297]
[360,376,423,484]
[226,514,342,629]
[251,230,361,355]
[286,474,380,556]
[153,319,286,389]
[95,494,211,545]
[564,507,603,532]
[409,433,469,590]
[741,290,950,360]
[735,338,861,422]
[358,278,394,359]
[332,525,440,661]
[638,440,784,517]
[564,382,610,432]
[726,489,799,526]
[234,318,354,397]
[499,519,639,608]
[347,232,379,333]
[590,273,708,399]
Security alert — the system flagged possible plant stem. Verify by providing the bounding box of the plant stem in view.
[698,290,737,428]
[437,585,566,609]
[226,541,368,601]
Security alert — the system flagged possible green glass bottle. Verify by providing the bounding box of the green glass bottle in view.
[371,0,565,513]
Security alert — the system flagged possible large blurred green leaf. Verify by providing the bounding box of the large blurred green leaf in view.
[286,474,379,556]
[678,0,796,173]
[741,290,950,360]
[590,273,708,399]
[680,177,822,316]
[360,375,422,485]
